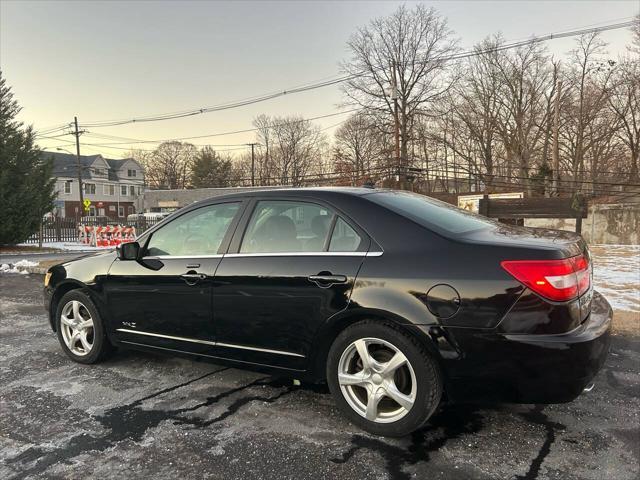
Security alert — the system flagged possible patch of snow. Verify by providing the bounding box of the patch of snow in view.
[0,263,28,274]
[13,259,38,268]
[590,244,640,313]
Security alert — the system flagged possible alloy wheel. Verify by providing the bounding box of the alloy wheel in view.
[60,300,95,356]
[337,337,417,423]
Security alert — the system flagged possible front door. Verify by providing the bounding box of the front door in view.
[105,201,243,354]
[212,199,368,370]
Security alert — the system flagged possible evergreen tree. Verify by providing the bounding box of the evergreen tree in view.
[191,146,233,188]
[0,71,56,245]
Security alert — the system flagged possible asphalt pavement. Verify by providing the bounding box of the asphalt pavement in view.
[0,273,638,480]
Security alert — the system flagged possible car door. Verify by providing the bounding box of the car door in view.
[105,200,244,354]
[212,198,369,370]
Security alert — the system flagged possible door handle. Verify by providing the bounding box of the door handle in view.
[308,274,347,287]
[180,272,207,285]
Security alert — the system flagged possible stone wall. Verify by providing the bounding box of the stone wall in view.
[525,203,640,245]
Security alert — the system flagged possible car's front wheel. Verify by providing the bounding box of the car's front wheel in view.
[327,321,442,437]
[55,290,112,364]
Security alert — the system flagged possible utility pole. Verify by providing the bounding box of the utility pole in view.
[552,80,562,196]
[247,143,258,186]
[73,116,85,215]
[391,61,402,189]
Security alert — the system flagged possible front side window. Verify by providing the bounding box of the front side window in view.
[64,181,72,194]
[121,185,127,196]
[130,186,135,196]
[146,202,240,257]
[118,206,124,217]
[84,183,96,194]
[240,200,333,253]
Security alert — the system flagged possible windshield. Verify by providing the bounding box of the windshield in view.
[367,191,497,235]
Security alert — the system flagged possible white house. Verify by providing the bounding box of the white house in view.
[46,151,145,219]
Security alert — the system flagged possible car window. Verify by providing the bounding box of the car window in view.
[146,202,240,256]
[329,217,363,252]
[367,191,496,235]
[240,200,334,253]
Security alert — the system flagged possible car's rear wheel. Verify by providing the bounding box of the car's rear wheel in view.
[327,321,442,437]
[55,290,112,364]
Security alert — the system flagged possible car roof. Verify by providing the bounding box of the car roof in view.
[188,186,378,206]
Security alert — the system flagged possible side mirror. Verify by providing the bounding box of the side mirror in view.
[119,241,140,260]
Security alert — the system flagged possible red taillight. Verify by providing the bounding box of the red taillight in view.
[501,254,591,302]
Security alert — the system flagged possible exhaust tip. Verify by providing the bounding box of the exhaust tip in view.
[583,383,595,392]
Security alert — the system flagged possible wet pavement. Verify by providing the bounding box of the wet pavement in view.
[0,273,638,479]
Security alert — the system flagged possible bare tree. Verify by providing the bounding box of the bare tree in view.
[271,115,325,186]
[138,141,197,189]
[333,113,384,184]
[631,14,640,55]
[562,33,617,192]
[341,4,458,182]
[490,41,553,194]
[253,114,275,185]
[441,36,505,189]
[607,52,639,180]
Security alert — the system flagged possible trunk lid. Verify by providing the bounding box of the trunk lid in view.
[461,223,586,259]
[464,224,593,332]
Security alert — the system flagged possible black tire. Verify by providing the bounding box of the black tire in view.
[55,289,112,364]
[326,320,442,437]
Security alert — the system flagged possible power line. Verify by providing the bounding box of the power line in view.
[407,165,640,190]
[69,20,634,130]
[76,109,360,147]
[224,160,640,194]
[34,123,72,136]
[297,162,640,195]
[82,134,250,148]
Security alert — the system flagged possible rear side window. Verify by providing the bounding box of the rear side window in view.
[329,217,363,252]
[367,191,495,235]
[240,200,333,253]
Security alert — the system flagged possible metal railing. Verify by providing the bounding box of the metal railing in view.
[24,217,163,244]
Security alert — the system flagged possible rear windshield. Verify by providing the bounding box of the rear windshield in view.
[367,191,496,235]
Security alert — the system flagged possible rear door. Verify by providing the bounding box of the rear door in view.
[106,200,244,353]
[211,198,368,369]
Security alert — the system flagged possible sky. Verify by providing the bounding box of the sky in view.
[1,0,638,159]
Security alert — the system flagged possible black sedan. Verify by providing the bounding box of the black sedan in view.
[44,187,612,437]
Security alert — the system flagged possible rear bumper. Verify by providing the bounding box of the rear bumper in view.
[444,291,612,404]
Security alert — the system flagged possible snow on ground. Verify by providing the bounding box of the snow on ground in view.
[590,244,640,313]
[1,259,39,274]
[0,263,30,274]
[13,259,39,268]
